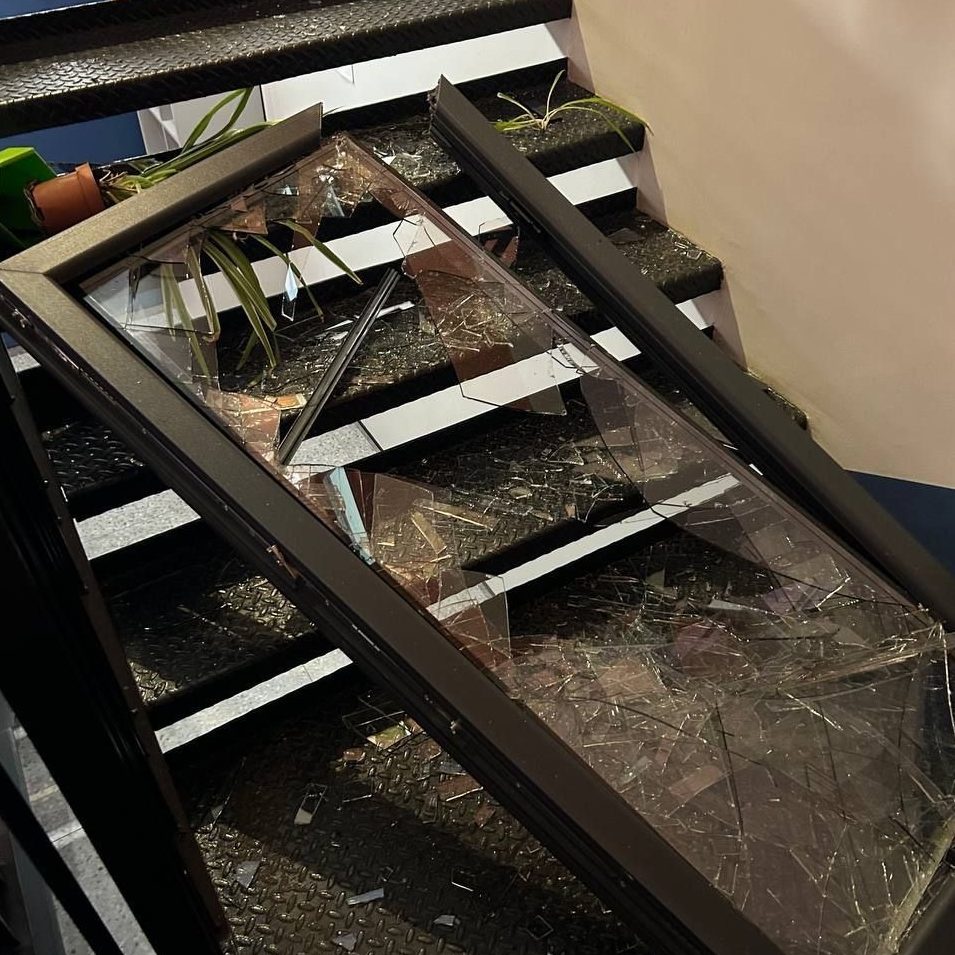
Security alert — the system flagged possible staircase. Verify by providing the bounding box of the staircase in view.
[8,5,949,955]
[1,4,729,951]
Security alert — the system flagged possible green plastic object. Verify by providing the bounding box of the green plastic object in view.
[0,146,55,234]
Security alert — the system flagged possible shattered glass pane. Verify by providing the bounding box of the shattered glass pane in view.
[394,214,567,415]
[76,132,955,955]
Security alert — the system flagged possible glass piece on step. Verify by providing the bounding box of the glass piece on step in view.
[394,214,566,415]
[87,246,214,339]
[526,914,554,940]
[501,530,955,955]
[234,859,260,889]
[435,774,482,803]
[479,224,520,268]
[577,368,943,689]
[451,870,478,893]
[341,692,415,753]
[293,783,327,826]
[346,887,385,906]
[319,137,382,216]
[209,195,270,236]
[205,390,281,463]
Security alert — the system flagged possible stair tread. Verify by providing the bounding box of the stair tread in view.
[48,201,721,517]
[99,330,713,720]
[0,0,572,134]
[100,526,323,723]
[169,670,640,954]
[100,371,689,719]
[332,66,646,215]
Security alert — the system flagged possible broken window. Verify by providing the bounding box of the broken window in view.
[54,133,955,955]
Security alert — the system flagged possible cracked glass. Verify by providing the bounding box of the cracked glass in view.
[78,133,954,955]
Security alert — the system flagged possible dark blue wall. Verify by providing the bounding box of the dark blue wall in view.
[853,472,955,576]
[0,1,145,164]
[0,116,145,166]
[4,0,91,13]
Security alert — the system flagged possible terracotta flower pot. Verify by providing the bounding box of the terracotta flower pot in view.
[29,163,105,235]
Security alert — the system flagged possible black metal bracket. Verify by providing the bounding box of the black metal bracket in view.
[429,76,955,632]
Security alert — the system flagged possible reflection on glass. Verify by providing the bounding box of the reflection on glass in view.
[80,135,954,955]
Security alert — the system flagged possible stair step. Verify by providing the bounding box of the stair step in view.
[96,523,324,727]
[319,61,646,236]
[49,197,721,520]
[18,59,640,432]
[0,0,571,135]
[93,355,699,724]
[166,668,640,954]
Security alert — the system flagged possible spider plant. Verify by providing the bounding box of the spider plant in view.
[101,89,270,203]
[101,89,362,375]
[494,70,650,152]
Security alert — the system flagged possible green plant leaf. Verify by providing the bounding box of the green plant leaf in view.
[207,251,278,369]
[495,92,539,124]
[147,123,270,177]
[204,237,278,369]
[544,68,566,117]
[235,330,260,371]
[185,241,221,340]
[563,96,652,133]
[493,117,539,133]
[280,219,362,285]
[159,263,213,382]
[182,88,252,151]
[206,231,277,328]
[548,103,638,151]
[251,234,324,319]
[492,69,649,151]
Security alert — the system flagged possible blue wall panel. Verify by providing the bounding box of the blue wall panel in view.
[854,472,955,576]
[0,1,145,164]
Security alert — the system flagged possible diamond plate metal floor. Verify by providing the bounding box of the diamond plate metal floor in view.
[0,0,572,134]
[96,387,649,721]
[168,669,644,955]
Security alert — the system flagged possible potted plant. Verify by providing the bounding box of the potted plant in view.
[19,90,360,372]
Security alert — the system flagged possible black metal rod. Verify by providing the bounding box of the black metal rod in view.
[0,762,124,955]
[278,268,400,463]
[429,76,955,632]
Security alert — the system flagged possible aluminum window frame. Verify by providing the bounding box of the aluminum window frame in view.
[429,77,955,634]
[3,98,952,955]
[0,102,784,955]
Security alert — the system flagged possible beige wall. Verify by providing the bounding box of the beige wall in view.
[570,0,955,490]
